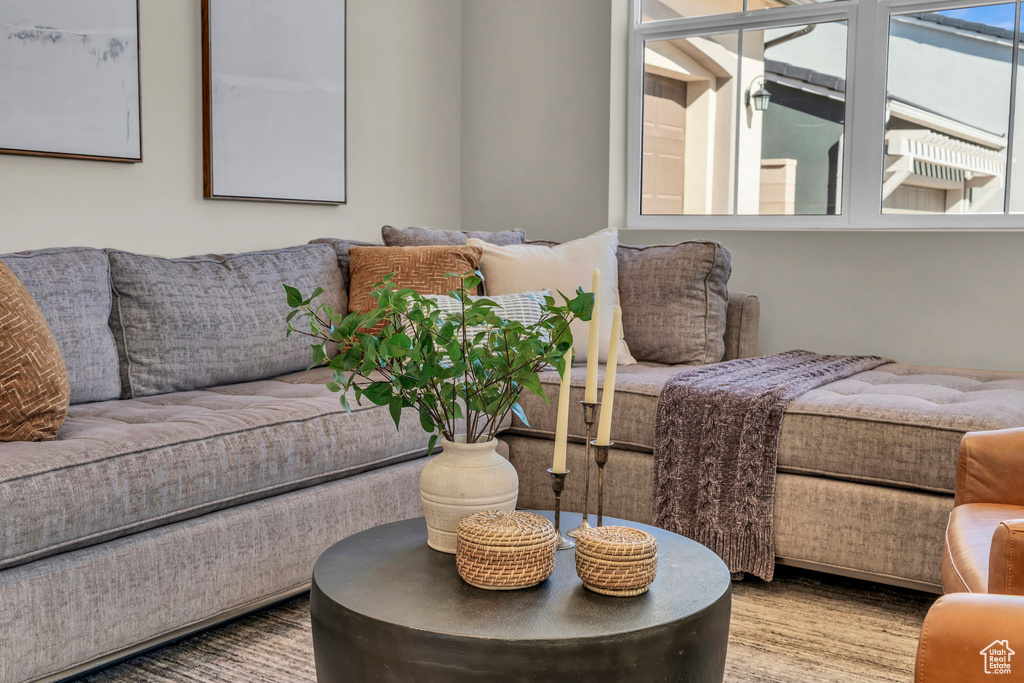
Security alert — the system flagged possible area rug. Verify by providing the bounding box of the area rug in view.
[80,566,934,683]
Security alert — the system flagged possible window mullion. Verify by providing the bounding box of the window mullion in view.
[846,0,888,227]
[1004,1,1021,213]
[733,29,745,215]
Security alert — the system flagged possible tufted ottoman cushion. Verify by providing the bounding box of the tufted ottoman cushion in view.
[780,365,1024,494]
[512,363,1024,496]
[0,368,431,572]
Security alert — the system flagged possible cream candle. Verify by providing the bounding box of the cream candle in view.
[584,269,600,404]
[552,348,574,473]
[595,306,621,446]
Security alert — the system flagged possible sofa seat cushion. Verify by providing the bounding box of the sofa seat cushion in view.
[507,362,1024,495]
[0,369,431,571]
[781,365,1024,493]
[508,362,683,451]
[942,503,1023,593]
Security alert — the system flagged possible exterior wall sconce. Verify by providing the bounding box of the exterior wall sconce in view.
[747,75,772,111]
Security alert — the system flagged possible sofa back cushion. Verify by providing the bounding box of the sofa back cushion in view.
[381,225,525,247]
[107,244,344,397]
[0,247,121,404]
[0,261,71,440]
[308,237,378,307]
[617,241,731,365]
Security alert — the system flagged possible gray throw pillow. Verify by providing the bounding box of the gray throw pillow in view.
[382,225,526,247]
[107,244,344,398]
[1,247,121,404]
[616,241,731,365]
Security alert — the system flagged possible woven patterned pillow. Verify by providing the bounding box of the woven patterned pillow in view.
[423,290,550,339]
[0,262,70,441]
[347,245,483,314]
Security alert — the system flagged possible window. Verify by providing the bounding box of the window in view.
[626,0,1024,228]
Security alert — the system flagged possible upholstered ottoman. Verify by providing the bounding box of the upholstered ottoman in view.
[504,364,1024,592]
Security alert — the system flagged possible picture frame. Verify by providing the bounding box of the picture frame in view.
[201,0,347,204]
[0,0,142,162]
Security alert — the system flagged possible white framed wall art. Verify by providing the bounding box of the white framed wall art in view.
[202,0,347,204]
[0,0,142,162]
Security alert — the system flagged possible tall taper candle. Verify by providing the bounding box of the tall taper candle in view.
[595,307,621,446]
[584,269,601,404]
[552,348,574,473]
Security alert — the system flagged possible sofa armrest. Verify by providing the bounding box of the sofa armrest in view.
[915,593,1024,682]
[722,292,760,361]
[955,428,1024,507]
[989,519,1024,595]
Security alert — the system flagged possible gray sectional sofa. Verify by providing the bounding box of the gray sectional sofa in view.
[0,244,431,683]
[508,363,1024,592]
[3,234,1024,682]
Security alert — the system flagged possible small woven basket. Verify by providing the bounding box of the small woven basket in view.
[575,526,658,597]
[456,510,557,590]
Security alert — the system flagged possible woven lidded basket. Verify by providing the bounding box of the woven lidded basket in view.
[575,526,658,597]
[456,510,557,590]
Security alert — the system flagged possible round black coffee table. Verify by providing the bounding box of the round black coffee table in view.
[311,511,731,682]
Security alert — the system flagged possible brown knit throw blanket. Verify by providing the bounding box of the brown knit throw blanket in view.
[653,350,890,580]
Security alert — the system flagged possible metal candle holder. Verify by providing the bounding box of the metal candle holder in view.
[567,401,600,538]
[590,440,613,527]
[547,468,575,550]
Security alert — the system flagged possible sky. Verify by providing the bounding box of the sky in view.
[937,4,1017,31]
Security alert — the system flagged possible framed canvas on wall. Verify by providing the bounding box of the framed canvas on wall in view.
[0,0,142,162]
[202,0,347,204]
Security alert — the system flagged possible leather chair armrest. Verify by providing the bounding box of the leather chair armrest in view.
[723,292,759,361]
[956,428,1024,507]
[916,593,1024,682]
[989,519,1024,595]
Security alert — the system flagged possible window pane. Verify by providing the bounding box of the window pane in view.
[883,5,1014,215]
[737,21,849,215]
[747,0,843,11]
[641,33,739,215]
[641,0,843,21]
[642,0,742,21]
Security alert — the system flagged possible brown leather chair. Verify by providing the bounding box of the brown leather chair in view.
[915,428,1024,682]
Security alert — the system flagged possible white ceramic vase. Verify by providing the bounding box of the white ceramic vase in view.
[419,435,519,553]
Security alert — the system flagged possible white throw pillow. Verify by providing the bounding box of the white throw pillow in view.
[423,290,550,340]
[468,228,636,365]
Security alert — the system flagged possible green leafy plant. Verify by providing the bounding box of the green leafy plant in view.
[285,271,593,454]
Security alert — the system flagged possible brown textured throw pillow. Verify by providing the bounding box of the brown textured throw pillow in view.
[347,245,484,314]
[0,261,70,441]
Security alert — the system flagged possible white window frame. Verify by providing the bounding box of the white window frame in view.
[625,0,1024,230]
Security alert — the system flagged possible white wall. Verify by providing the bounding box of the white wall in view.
[468,0,1024,372]
[4,0,1022,372]
[461,0,610,236]
[0,0,463,256]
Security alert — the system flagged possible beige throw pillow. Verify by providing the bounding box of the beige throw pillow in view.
[468,228,635,365]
